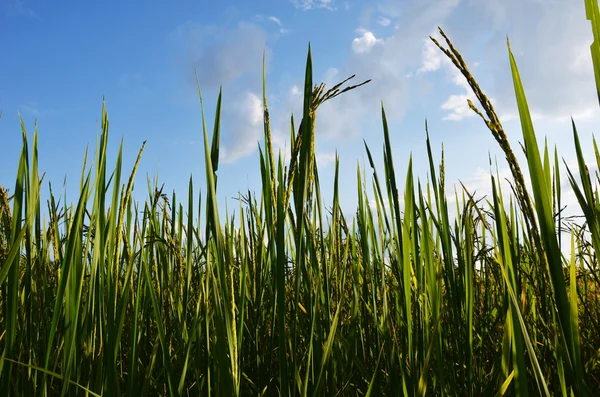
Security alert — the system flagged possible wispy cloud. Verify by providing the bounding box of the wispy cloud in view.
[377,16,391,27]
[18,102,57,118]
[171,21,269,90]
[2,0,41,19]
[267,16,281,26]
[266,15,290,35]
[291,0,336,11]
[19,104,40,117]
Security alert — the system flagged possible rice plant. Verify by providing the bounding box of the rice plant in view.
[1,3,600,395]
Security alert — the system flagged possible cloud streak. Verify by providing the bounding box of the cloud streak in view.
[291,0,335,11]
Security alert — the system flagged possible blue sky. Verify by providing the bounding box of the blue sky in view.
[1,0,598,218]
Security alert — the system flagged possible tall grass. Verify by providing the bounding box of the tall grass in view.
[1,6,600,395]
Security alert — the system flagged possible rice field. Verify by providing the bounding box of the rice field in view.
[2,3,600,395]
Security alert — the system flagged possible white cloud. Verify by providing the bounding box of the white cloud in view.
[440,53,479,120]
[377,16,391,27]
[220,92,264,164]
[415,29,480,121]
[186,0,464,166]
[460,0,598,122]
[441,94,475,121]
[380,0,600,124]
[290,84,301,97]
[179,0,600,167]
[352,31,383,54]
[418,37,444,73]
[316,151,337,167]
